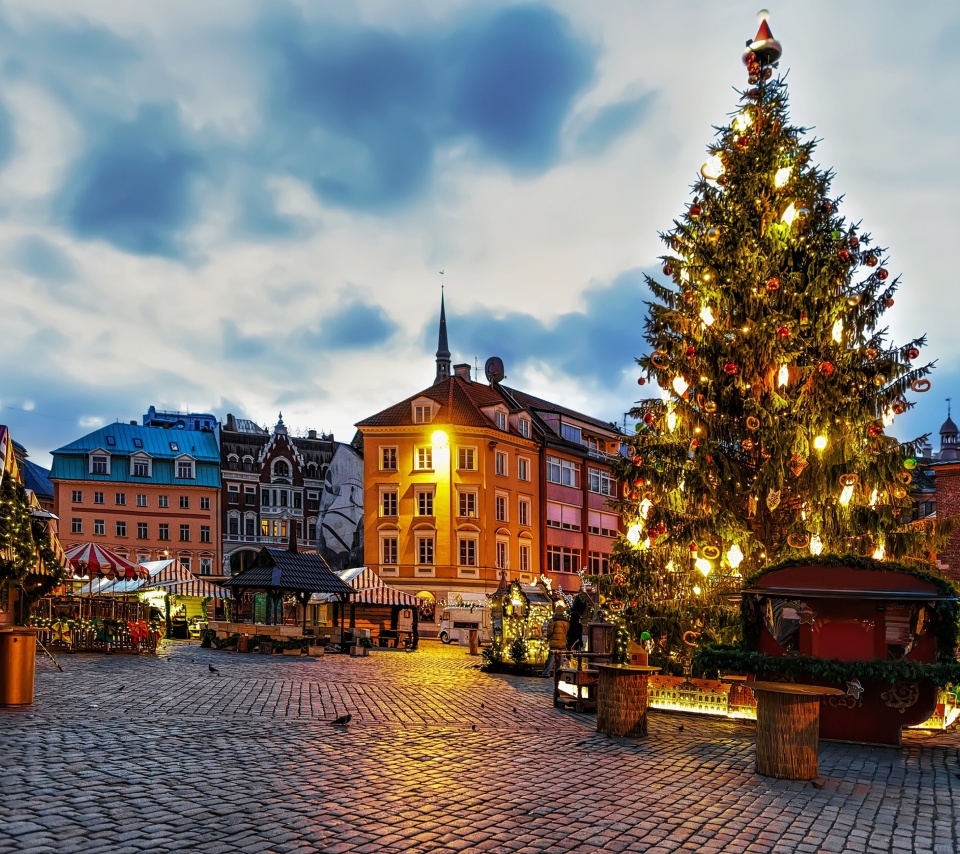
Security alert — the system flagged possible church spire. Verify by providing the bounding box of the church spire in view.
[434,279,451,384]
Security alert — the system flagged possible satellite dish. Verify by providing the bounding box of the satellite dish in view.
[484,356,505,385]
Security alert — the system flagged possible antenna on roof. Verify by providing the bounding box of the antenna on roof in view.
[948,397,952,419]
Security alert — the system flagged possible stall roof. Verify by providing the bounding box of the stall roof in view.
[224,547,353,596]
[311,566,421,606]
[743,586,957,602]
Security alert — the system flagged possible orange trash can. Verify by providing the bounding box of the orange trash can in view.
[0,628,38,706]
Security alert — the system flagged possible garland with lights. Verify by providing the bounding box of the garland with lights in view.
[598,13,950,669]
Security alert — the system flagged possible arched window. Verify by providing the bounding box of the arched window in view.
[274,460,290,480]
[227,455,239,471]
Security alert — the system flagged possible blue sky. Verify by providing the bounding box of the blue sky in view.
[2,1,959,466]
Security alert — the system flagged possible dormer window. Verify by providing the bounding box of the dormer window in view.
[106,436,116,446]
[560,423,582,444]
[133,438,143,448]
[89,452,111,476]
[495,411,507,430]
[414,405,433,424]
[131,454,152,478]
[518,418,530,438]
[175,457,195,479]
[273,460,291,482]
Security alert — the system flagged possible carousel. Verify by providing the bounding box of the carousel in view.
[31,543,158,654]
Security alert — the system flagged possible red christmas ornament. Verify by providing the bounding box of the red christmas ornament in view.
[688,203,702,219]
[886,298,895,308]
[633,476,645,487]
[820,201,835,214]
[663,264,673,276]
[723,362,738,375]
[907,347,920,359]
[683,291,694,303]
[865,253,878,267]
[849,235,859,248]
[818,362,835,376]
[746,88,760,100]
[776,325,790,339]
[637,377,646,385]
[656,523,667,535]
[737,135,750,148]
[685,346,696,359]
[838,249,851,262]
[743,50,757,67]
[647,528,659,541]
[892,401,907,415]
[643,412,655,425]
[877,268,889,281]
[867,423,882,438]
[766,276,780,291]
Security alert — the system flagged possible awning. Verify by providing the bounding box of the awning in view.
[312,566,421,607]
[144,578,230,598]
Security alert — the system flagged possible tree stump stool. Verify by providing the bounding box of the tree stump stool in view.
[596,664,661,737]
[749,682,845,780]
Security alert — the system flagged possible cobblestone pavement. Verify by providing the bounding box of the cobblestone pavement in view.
[1,640,958,854]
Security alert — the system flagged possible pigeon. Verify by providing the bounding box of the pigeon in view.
[471,724,476,731]
[118,686,125,692]
[810,779,825,789]
[678,724,684,732]
[480,703,484,709]
[329,713,352,726]
[208,664,220,674]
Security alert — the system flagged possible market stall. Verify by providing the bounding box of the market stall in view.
[489,580,553,665]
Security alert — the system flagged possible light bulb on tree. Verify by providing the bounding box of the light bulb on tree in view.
[813,435,828,452]
[774,166,792,188]
[699,306,716,327]
[695,558,713,577]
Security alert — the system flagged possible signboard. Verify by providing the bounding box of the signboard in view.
[398,608,414,632]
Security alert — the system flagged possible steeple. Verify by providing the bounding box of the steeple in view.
[434,284,451,385]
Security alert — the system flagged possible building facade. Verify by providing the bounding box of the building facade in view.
[220,414,364,576]
[355,296,622,633]
[50,420,221,575]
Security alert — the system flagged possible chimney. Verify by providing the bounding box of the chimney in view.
[308,429,317,439]
[226,413,237,431]
[454,363,471,380]
[288,523,298,555]
[129,420,137,426]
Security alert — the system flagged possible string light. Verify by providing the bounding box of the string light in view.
[699,306,716,327]
[778,364,789,388]
[809,533,824,556]
[774,166,792,188]
[832,319,844,343]
[813,435,827,452]
[781,203,797,226]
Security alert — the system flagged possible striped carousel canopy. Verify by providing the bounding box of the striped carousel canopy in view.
[65,543,148,580]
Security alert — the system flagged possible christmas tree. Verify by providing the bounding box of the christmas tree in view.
[602,13,948,670]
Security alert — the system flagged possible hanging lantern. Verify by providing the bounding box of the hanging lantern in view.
[626,524,643,546]
[809,533,824,556]
[777,364,789,387]
[701,155,725,181]
[774,166,792,188]
[694,558,713,578]
[781,203,797,226]
[726,543,744,569]
[699,306,716,327]
[831,319,844,342]
[672,375,690,396]
[872,543,885,560]
[666,410,677,432]
[733,110,753,132]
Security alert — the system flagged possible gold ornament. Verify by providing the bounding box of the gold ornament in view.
[766,489,781,511]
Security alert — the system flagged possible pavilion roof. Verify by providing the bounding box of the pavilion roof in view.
[223,547,354,596]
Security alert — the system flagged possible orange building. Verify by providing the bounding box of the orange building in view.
[356,296,622,633]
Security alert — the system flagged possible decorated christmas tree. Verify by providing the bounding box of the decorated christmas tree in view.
[601,13,948,670]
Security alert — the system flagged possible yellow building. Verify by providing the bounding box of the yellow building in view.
[356,296,622,635]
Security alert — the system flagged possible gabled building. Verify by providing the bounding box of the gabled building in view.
[220,414,364,577]
[355,295,622,634]
[50,420,221,575]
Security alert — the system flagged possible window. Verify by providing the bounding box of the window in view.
[136,494,147,507]
[546,456,580,487]
[261,488,271,507]
[547,546,581,574]
[180,557,191,572]
[71,518,82,534]
[132,458,150,477]
[307,518,317,540]
[381,490,398,517]
[158,495,169,509]
[496,540,508,570]
[200,497,210,511]
[415,447,433,470]
[228,516,239,536]
[71,490,82,503]
[459,538,477,566]
[200,526,211,543]
[380,447,398,471]
[176,460,195,479]
[519,543,531,574]
[457,447,476,470]
[200,559,212,577]
[228,485,240,504]
[413,404,432,424]
[589,467,616,496]
[518,457,530,482]
[158,524,170,541]
[180,525,190,542]
[561,423,582,444]
[227,455,239,471]
[518,419,530,438]
[133,437,143,448]
[519,498,531,527]
[91,455,109,475]
[105,436,116,446]
[547,501,581,531]
[116,521,127,537]
[458,491,477,518]
[293,492,302,510]
[494,411,507,430]
[94,519,105,536]
[274,460,290,479]
[180,495,190,509]
[381,537,398,565]
[588,510,619,538]
[169,441,179,452]
[115,492,126,505]
[495,494,507,522]
[495,451,507,476]
[416,489,434,517]
[417,536,435,565]
[306,491,320,511]
[93,491,104,505]
[245,516,256,536]
[588,551,611,574]
[137,523,148,539]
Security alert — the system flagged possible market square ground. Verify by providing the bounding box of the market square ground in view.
[1,641,957,854]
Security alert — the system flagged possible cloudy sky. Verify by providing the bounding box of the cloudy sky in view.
[2,1,959,466]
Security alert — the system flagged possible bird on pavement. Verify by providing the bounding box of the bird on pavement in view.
[329,713,352,726]
[208,664,220,674]
[118,686,125,691]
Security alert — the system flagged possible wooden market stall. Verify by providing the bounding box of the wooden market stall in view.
[489,580,553,665]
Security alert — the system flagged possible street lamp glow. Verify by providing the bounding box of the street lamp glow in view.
[431,430,448,449]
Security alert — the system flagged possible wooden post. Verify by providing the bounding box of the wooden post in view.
[596,665,660,737]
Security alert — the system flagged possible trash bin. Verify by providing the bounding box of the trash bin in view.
[469,629,479,656]
[237,635,249,654]
[259,641,274,655]
[0,628,38,706]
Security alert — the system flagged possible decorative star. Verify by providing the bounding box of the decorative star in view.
[798,605,816,625]
[846,679,864,700]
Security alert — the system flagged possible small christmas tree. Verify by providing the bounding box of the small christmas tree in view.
[602,13,948,671]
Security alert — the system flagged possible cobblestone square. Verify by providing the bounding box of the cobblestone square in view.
[1,641,957,853]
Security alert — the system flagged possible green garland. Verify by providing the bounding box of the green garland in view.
[206,632,306,652]
[693,645,960,689]
[740,554,960,662]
